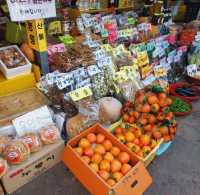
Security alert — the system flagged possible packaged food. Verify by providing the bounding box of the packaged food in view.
[21,133,42,153]
[4,140,30,165]
[39,124,60,145]
[0,136,12,154]
[0,158,7,178]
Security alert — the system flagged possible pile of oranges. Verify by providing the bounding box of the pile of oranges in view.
[74,133,132,187]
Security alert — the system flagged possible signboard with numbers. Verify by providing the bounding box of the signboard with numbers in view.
[26,19,47,52]
[6,0,56,21]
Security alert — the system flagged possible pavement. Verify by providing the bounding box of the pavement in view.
[13,101,200,195]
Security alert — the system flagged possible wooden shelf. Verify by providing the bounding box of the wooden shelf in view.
[79,6,134,14]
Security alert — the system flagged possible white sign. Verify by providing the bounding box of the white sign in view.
[12,106,53,136]
[6,0,56,21]
[187,64,197,77]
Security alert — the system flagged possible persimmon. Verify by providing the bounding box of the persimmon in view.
[86,133,96,143]
[118,152,130,164]
[94,144,106,155]
[104,152,114,162]
[121,163,132,175]
[111,160,122,173]
[148,95,159,105]
[158,93,167,99]
[134,129,142,138]
[82,156,90,164]
[132,111,140,119]
[128,116,135,124]
[113,172,123,182]
[153,131,162,139]
[157,112,165,121]
[74,147,83,156]
[91,153,102,164]
[96,134,105,144]
[151,103,160,113]
[163,134,171,142]
[140,135,151,146]
[134,138,140,145]
[84,147,94,157]
[169,127,176,134]
[159,99,168,107]
[110,146,121,157]
[115,127,123,134]
[89,163,99,172]
[107,179,116,186]
[160,126,169,135]
[166,97,172,105]
[123,114,130,122]
[102,140,113,151]
[139,117,148,125]
[116,134,126,143]
[135,104,142,112]
[98,170,110,181]
[148,114,157,124]
[124,131,135,142]
[79,138,91,149]
[146,131,153,138]
[100,160,111,172]
[144,124,152,132]
[167,112,173,120]
[141,104,151,113]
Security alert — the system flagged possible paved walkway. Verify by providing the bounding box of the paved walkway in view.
[14,102,200,195]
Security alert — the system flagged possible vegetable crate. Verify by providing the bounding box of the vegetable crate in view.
[109,120,163,167]
[63,123,152,195]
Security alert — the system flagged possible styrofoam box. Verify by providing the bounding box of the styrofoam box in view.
[0,45,32,79]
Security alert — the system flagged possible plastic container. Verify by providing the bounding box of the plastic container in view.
[0,45,32,79]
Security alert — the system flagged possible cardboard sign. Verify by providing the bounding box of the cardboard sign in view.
[12,106,53,136]
[48,21,62,35]
[26,19,47,52]
[6,0,56,21]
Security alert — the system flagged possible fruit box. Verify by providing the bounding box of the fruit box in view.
[62,123,152,195]
[109,121,163,167]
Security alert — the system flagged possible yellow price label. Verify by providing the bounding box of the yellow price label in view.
[137,51,149,67]
[69,86,92,101]
[48,21,62,35]
[154,67,167,78]
[101,44,113,53]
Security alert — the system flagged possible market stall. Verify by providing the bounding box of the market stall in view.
[0,0,200,194]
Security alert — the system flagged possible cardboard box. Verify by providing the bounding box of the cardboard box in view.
[2,140,64,194]
[63,123,152,195]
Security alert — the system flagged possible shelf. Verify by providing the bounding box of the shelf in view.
[80,6,134,14]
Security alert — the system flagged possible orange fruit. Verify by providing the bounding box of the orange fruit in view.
[110,146,120,157]
[124,131,135,142]
[82,156,90,164]
[112,172,123,182]
[153,131,162,140]
[141,104,151,113]
[91,153,102,164]
[134,138,140,145]
[94,144,106,155]
[84,147,94,157]
[143,124,152,132]
[102,140,113,151]
[122,114,130,122]
[128,116,135,124]
[107,179,116,187]
[115,127,123,134]
[140,135,151,146]
[86,133,96,143]
[166,97,172,105]
[111,160,122,173]
[158,93,167,100]
[148,114,157,124]
[98,170,110,181]
[134,129,142,138]
[118,152,130,164]
[74,147,83,156]
[89,163,99,172]
[100,160,111,172]
[79,138,91,148]
[160,126,169,135]
[96,134,105,144]
[151,103,160,113]
[148,95,159,105]
[104,152,114,162]
[121,163,132,175]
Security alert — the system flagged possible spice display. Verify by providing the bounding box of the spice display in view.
[39,124,60,145]
[21,133,42,153]
[4,140,30,165]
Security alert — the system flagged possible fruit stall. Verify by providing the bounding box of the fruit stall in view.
[0,0,200,194]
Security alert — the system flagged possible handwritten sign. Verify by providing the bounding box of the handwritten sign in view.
[187,64,197,77]
[6,0,56,21]
[13,106,53,136]
[48,43,65,56]
[26,19,47,52]
[69,86,93,101]
[48,21,62,35]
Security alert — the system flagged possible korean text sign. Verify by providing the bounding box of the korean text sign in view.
[6,0,56,21]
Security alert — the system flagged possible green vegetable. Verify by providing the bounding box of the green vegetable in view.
[170,98,191,112]
[151,85,164,93]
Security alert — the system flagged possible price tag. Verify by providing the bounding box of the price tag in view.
[114,44,126,56]
[142,74,156,86]
[97,56,113,68]
[87,65,101,76]
[140,64,153,79]
[137,51,149,67]
[101,28,109,38]
[101,44,113,53]
[94,49,107,61]
[48,43,65,56]
[69,86,93,101]
[187,64,197,77]
[146,41,155,52]
[154,65,168,78]
[13,106,53,136]
[48,21,62,35]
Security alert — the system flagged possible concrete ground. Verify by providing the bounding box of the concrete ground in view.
[13,101,200,195]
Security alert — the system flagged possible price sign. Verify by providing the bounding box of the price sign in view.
[13,106,53,136]
[101,44,113,53]
[69,86,93,101]
[140,64,153,79]
[48,43,65,56]
[97,56,113,68]
[26,19,47,52]
[94,49,107,61]
[137,51,149,67]
[187,64,197,77]
[48,21,62,35]
[142,74,156,86]
[154,65,168,78]
[101,29,108,38]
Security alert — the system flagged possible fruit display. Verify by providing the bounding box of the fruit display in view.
[73,132,133,186]
[121,86,177,142]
